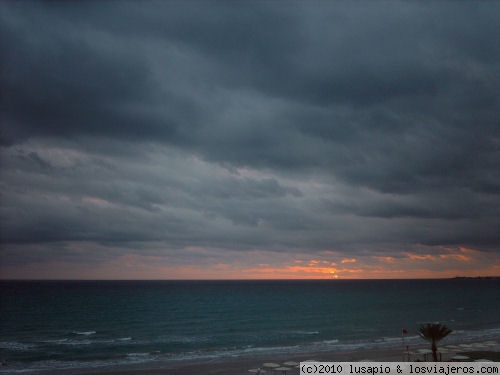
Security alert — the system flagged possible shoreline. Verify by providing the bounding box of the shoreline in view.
[32,339,499,375]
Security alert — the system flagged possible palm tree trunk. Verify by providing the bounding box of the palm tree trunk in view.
[432,340,438,362]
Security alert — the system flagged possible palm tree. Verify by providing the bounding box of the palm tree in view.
[418,323,452,361]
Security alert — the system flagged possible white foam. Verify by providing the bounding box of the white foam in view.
[3,326,498,374]
[290,330,320,335]
[323,339,340,345]
[60,339,93,346]
[72,330,96,336]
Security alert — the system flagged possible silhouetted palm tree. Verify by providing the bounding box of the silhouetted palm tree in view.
[418,323,452,361]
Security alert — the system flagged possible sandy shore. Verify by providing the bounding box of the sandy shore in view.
[40,340,499,375]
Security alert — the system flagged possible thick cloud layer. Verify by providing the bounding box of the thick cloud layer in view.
[1,2,499,278]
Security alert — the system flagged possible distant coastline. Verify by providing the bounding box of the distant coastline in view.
[451,276,500,280]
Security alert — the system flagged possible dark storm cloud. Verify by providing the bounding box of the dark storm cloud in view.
[1,1,499,272]
[1,2,202,146]
[0,142,307,248]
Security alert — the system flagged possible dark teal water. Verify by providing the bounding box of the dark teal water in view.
[0,279,499,373]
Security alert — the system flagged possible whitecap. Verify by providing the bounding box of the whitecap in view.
[72,330,96,336]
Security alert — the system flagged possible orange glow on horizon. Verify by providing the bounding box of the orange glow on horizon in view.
[1,246,498,280]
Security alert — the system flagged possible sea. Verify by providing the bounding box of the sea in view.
[0,279,499,373]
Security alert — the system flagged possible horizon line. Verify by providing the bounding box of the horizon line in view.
[1,276,498,282]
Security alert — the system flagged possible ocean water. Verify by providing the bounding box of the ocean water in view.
[0,279,498,373]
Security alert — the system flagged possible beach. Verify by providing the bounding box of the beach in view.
[36,339,499,375]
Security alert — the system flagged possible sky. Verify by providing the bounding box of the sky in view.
[1,1,499,280]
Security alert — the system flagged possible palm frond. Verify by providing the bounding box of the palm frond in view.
[418,323,452,342]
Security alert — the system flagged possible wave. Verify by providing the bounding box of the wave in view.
[0,341,35,351]
[41,338,69,344]
[126,352,151,357]
[72,330,96,336]
[288,330,320,335]
[58,339,94,346]
[322,339,340,345]
[43,336,136,347]
[153,335,214,345]
[2,326,498,374]
[0,335,138,355]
